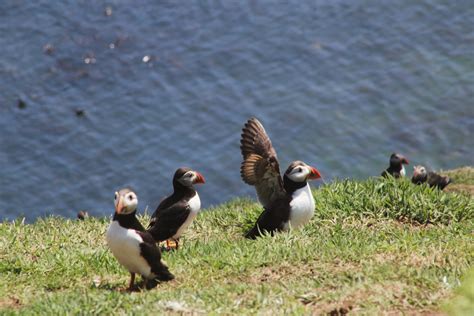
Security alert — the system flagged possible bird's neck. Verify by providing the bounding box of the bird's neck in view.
[389,163,402,172]
[283,175,307,195]
[113,210,139,229]
[415,173,428,183]
[172,182,196,199]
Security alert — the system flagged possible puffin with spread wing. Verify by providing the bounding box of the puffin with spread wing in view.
[240,117,322,239]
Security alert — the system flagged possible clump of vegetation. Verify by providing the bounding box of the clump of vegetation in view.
[441,167,474,185]
[313,177,473,225]
[441,167,474,196]
[0,172,472,314]
[444,268,474,315]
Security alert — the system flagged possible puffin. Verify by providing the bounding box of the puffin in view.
[412,165,451,190]
[148,168,205,250]
[106,188,174,290]
[240,117,322,239]
[381,153,409,178]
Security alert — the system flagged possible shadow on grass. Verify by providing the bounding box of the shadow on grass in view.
[95,278,171,293]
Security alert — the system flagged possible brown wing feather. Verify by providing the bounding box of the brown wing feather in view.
[241,154,263,185]
[240,118,285,207]
[240,117,277,159]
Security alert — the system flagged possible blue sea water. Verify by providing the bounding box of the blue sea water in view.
[0,1,473,221]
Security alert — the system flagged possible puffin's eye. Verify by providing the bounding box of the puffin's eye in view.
[114,193,118,200]
[298,168,303,172]
[128,194,134,201]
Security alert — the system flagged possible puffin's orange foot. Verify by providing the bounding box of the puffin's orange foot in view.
[165,239,178,251]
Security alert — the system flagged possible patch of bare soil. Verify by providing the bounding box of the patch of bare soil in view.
[300,282,448,315]
[246,261,360,285]
[0,296,22,309]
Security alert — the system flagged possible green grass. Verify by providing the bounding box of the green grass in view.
[444,268,474,316]
[1,175,473,315]
[441,167,474,185]
[441,167,474,196]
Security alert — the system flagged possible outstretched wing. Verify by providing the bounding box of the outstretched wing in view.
[241,117,277,159]
[240,118,285,207]
[148,201,191,242]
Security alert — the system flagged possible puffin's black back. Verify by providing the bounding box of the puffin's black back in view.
[148,167,196,241]
[427,172,451,190]
[150,167,193,220]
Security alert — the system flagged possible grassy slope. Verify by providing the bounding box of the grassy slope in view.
[445,268,474,316]
[1,172,473,315]
[442,167,474,196]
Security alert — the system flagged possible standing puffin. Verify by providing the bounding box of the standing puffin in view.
[148,168,205,250]
[412,165,451,190]
[106,188,174,290]
[240,117,322,239]
[381,153,409,178]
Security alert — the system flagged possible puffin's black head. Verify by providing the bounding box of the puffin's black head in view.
[389,153,409,168]
[284,161,321,183]
[114,188,138,215]
[173,167,206,187]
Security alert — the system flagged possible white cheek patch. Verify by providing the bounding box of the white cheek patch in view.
[179,175,194,186]
[288,169,309,182]
[122,199,138,214]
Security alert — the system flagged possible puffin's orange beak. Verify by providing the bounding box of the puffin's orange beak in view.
[194,172,206,184]
[308,166,322,180]
[115,196,124,214]
[398,155,409,165]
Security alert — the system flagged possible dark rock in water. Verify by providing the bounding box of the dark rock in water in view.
[77,210,89,220]
[43,43,54,55]
[112,36,127,48]
[75,109,85,117]
[17,99,27,109]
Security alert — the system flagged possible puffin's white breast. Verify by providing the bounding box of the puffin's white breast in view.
[106,221,152,278]
[172,193,201,239]
[284,183,315,230]
[400,165,406,177]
